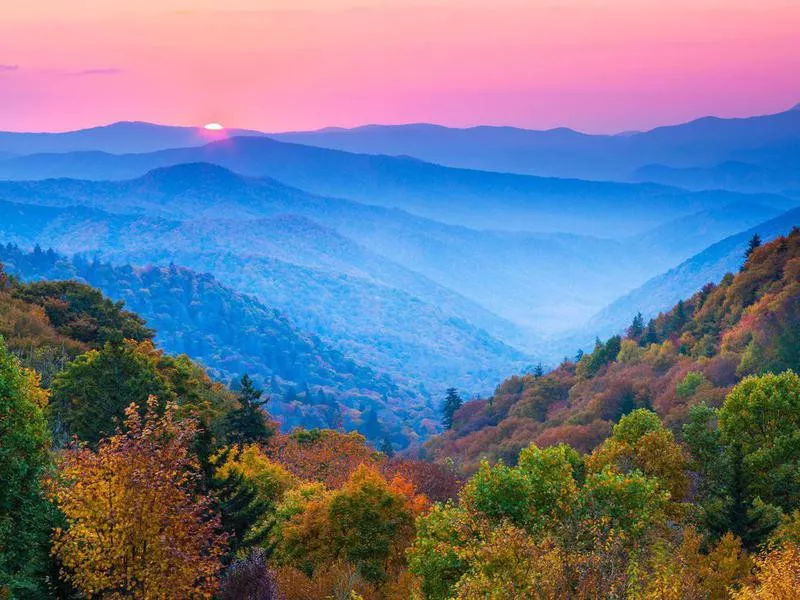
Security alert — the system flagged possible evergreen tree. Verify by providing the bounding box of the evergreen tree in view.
[745,233,762,260]
[533,363,545,378]
[361,407,383,441]
[379,437,395,458]
[225,374,272,446]
[442,387,463,430]
[669,300,688,333]
[627,312,644,340]
[212,468,276,562]
[640,320,659,346]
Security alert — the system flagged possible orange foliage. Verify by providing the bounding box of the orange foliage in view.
[266,429,381,488]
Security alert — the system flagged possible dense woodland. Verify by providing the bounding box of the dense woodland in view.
[2,231,800,599]
[0,244,435,448]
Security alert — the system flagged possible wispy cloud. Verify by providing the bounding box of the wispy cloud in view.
[69,68,123,76]
[0,64,19,72]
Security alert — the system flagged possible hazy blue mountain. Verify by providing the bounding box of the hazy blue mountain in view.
[269,104,800,180]
[576,207,800,345]
[627,200,784,265]
[3,163,783,336]
[630,161,797,193]
[0,139,794,237]
[0,121,266,154]
[0,197,533,398]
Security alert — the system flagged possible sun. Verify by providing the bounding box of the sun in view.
[203,122,224,131]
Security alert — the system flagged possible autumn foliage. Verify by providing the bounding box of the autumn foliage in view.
[50,399,227,599]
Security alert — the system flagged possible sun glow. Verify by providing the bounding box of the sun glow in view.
[204,122,224,130]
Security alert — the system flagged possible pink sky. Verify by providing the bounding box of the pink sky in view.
[1,0,799,133]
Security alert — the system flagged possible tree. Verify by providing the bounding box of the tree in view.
[225,374,272,446]
[279,466,423,584]
[745,233,762,260]
[218,550,280,600]
[641,320,659,346]
[50,400,227,598]
[379,437,395,458]
[627,312,645,340]
[719,371,800,512]
[0,338,54,598]
[442,388,463,430]
[533,363,545,378]
[50,340,174,445]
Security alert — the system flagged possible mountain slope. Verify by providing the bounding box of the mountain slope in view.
[0,244,438,445]
[1,138,794,237]
[425,228,800,471]
[581,207,800,342]
[0,197,533,398]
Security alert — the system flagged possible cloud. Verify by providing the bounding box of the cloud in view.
[69,68,123,76]
[0,64,19,72]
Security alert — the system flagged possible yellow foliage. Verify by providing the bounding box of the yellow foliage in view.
[215,443,296,504]
[50,400,226,599]
[733,542,800,600]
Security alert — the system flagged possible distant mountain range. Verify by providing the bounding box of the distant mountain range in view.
[271,103,800,185]
[0,137,794,238]
[0,105,798,412]
[0,163,789,339]
[578,207,800,345]
[0,121,266,154]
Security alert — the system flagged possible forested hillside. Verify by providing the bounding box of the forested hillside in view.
[0,245,441,447]
[426,228,800,471]
[3,230,799,599]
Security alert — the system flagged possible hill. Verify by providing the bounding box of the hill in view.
[0,244,441,446]
[1,139,794,237]
[0,195,533,400]
[581,207,800,343]
[0,163,789,336]
[424,228,800,471]
[270,104,800,182]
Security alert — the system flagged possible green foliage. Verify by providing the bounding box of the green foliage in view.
[0,337,55,598]
[212,469,276,562]
[14,280,153,347]
[719,371,800,512]
[407,503,469,600]
[611,409,662,445]
[676,371,708,398]
[462,460,534,528]
[50,340,175,445]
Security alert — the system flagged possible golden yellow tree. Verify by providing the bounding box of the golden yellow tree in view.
[51,398,227,599]
[733,542,800,599]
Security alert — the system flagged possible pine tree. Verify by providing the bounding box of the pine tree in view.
[641,320,659,346]
[442,388,463,430]
[225,374,272,446]
[627,312,644,340]
[361,407,383,441]
[212,468,276,562]
[745,233,762,260]
[533,363,545,378]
